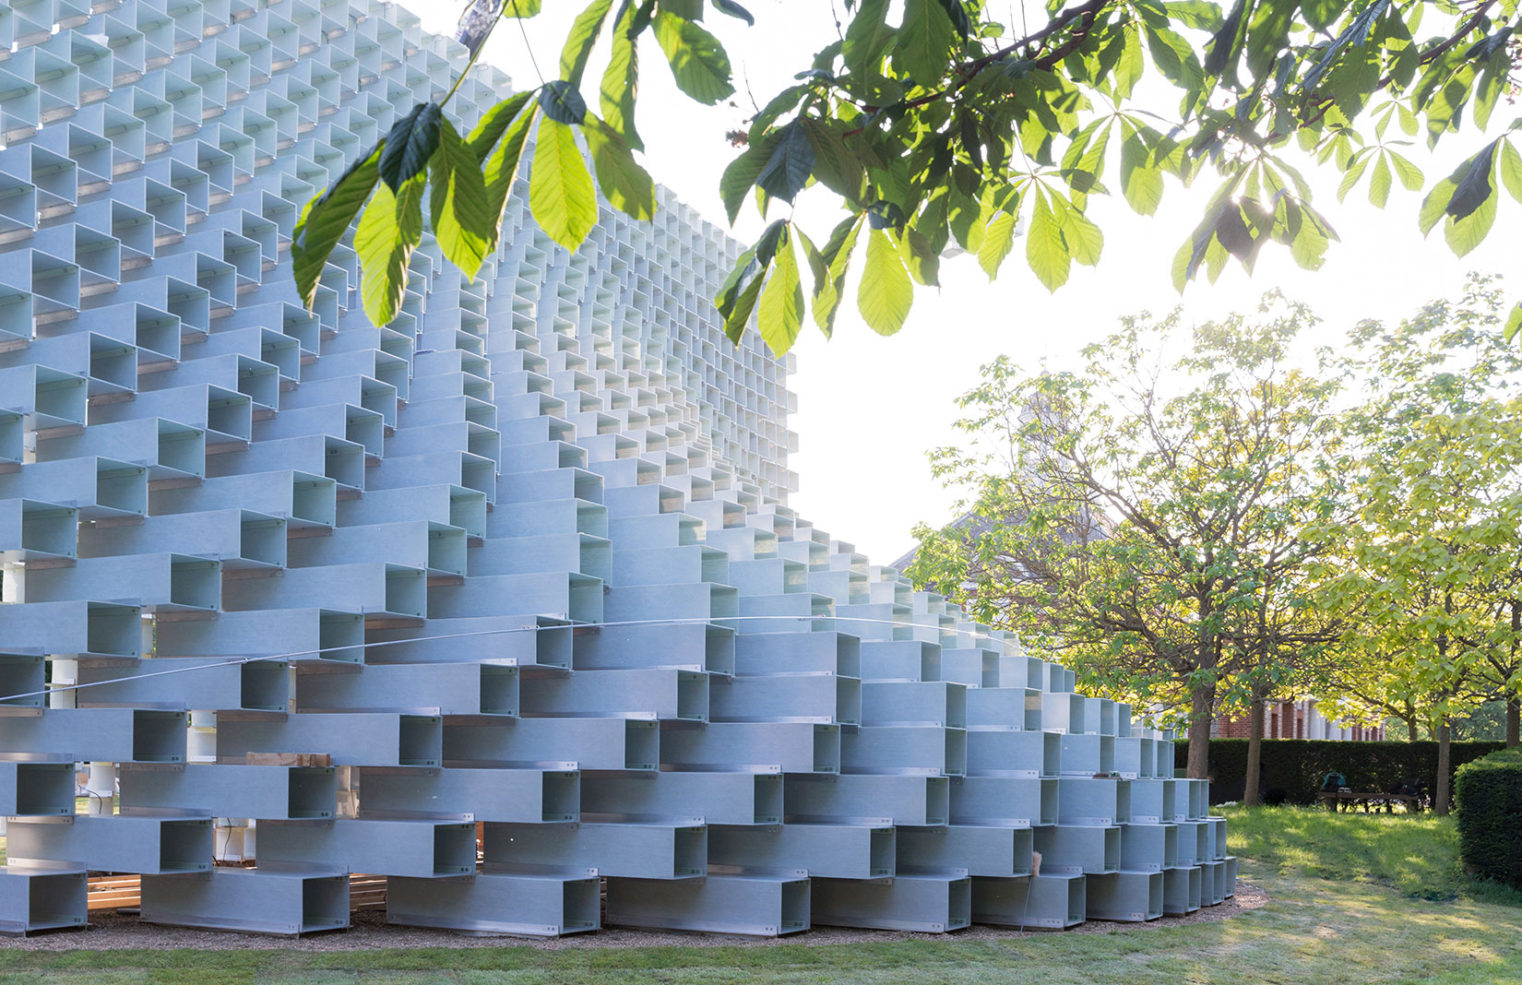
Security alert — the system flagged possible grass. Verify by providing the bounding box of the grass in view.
[1,807,1521,983]
[1222,804,1522,904]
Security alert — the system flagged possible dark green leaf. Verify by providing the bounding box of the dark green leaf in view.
[719,132,778,224]
[934,0,972,39]
[293,143,381,310]
[802,118,864,203]
[896,0,956,84]
[1215,204,1252,260]
[723,268,765,343]
[1447,142,1498,222]
[379,103,442,193]
[711,0,753,24]
[1444,180,1497,257]
[755,121,814,204]
[540,79,589,125]
[1300,0,1347,31]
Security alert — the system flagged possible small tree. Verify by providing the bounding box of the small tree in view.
[907,295,1344,779]
[1311,279,1522,814]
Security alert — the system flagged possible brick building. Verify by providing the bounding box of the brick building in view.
[1213,699,1385,741]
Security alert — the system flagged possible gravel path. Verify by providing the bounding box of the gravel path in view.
[2,883,1268,952]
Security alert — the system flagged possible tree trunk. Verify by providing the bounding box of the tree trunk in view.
[1407,716,1418,743]
[1510,600,1520,749]
[1435,718,1452,816]
[1243,698,1265,807]
[1186,684,1216,780]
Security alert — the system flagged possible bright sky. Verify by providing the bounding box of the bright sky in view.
[401,1,1521,565]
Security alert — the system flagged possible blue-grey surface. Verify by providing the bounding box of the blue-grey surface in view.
[0,0,1228,937]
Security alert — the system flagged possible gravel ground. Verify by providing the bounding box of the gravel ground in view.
[2,882,1268,952]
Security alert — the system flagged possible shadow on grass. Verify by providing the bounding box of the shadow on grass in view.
[1222,804,1522,905]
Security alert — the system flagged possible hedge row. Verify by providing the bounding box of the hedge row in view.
[1175,739,1508,805]
[1455,750,1522,887]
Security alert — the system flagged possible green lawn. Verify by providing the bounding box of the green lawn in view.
[3,806,1522,984]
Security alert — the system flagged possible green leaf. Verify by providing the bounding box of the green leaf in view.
[894,226,939,287]
[378,102,442,193]
[755,121,814,204]
[1056,200,1103,266]
[466,91,533,161]
[429,116,494,279]
[1119,126,1162,216]
[1444,181,1497,257]
[719,133,777,224]
[858,226,913,336]
[503,0,542,16]
[1300,0,1347,31]
[539,79,589,125]
[585,116,656,221]
[653,11,734,104]
[1505,302,1522,343]
[1288,202,1332,271]
[1386,149,1424,192]
[1418,173,1458,236]
[601,1,643,151]
[723,268,765,343]
[356,173,424,326]
[896,0,956,84]
[802,118,864,203]
[561,0,615,87]
[1025,190,1069,292]
[813,215,863,337]
[1368,153,1392,209]
[1336,151,1370,202]
[757,224,803,355]
[530,117,599,251]
[715,246,756,314]
[842,0,894,79]
[292,143,381,310]
[482,102,538,250]
[1500,140,1522,205]
[1165,1,1224,31]
[976,210,1016,279]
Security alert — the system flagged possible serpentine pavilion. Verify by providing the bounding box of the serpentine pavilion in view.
[0,0,1230,937]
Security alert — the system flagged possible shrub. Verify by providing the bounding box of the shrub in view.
[1455,749,1522,888]
[1175,739,1507,804]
